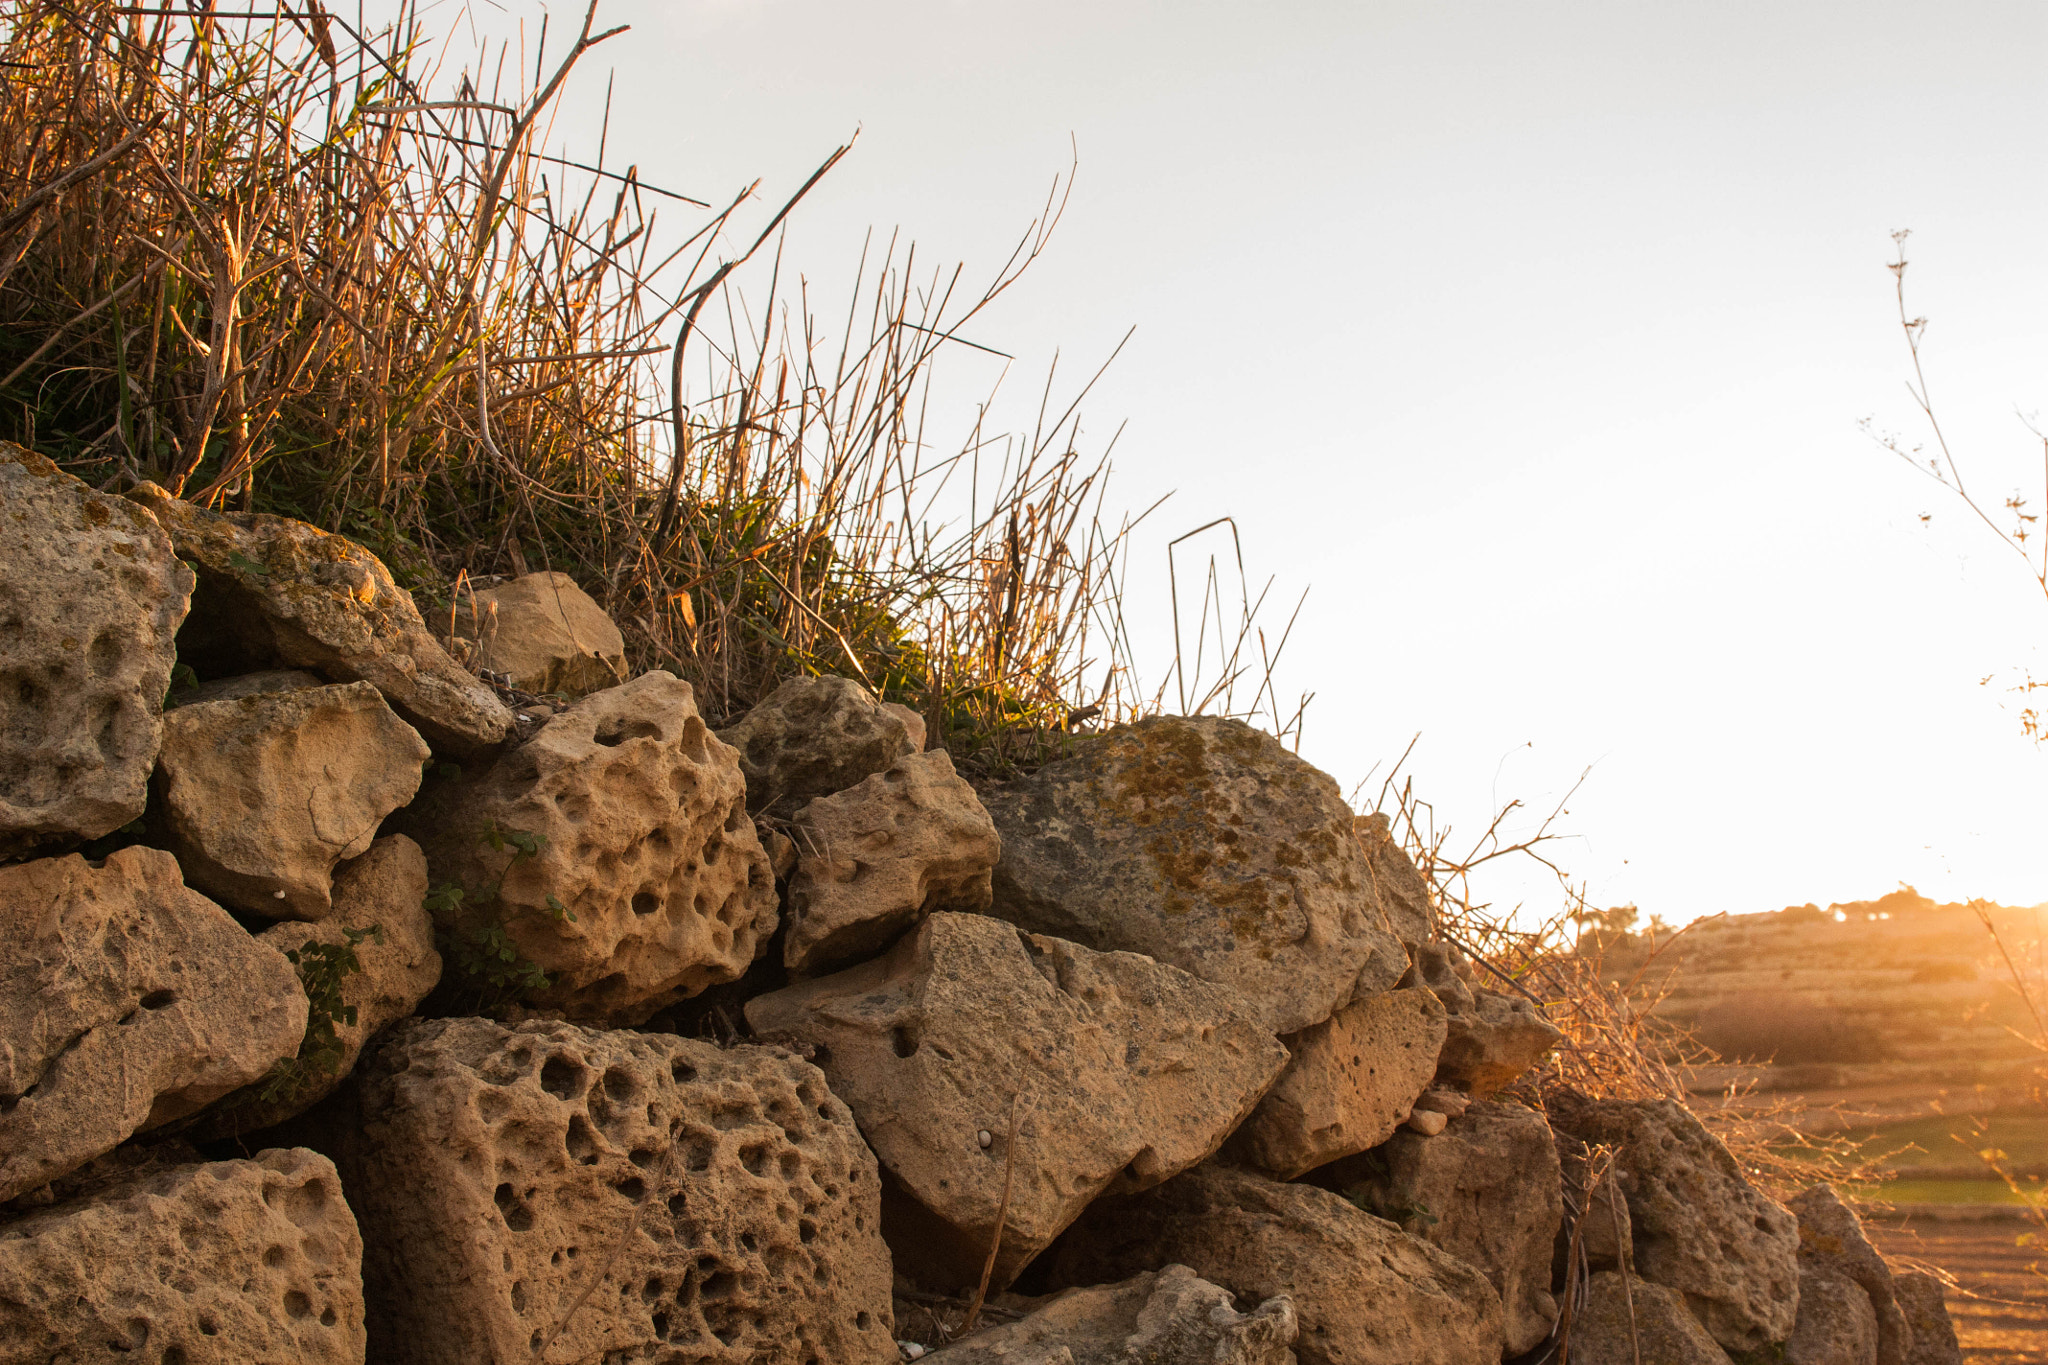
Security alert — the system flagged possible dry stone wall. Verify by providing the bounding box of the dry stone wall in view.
[0,459,1965,1365]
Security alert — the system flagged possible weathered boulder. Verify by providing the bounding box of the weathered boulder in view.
[746,913,1288,1289]
[0,1147,365,1364]
[1786,1268,1879,1365]
[715,674,920,816]
[1048,1162,1503,1365]
[171,666,325,707]
[127,482,512,754]
[925,1265,1298,1365]
[154,681,430,919]
[1353,812,1434,945]
[1547,1092,1800,1353]
[883,701,927,752]
[451,570,627,699]
[403,671,776,1024]
[341,1016,897,1365]
[1407,942,1563,1094]
[0,847,306,1202]
[981,715,1408,1036]
[1789,1184,1912,1365]
[1569,1271,1731,1365]
[1892,1271,1962,1365]
[1226,987,1446,1179]
[0,443,192,857]
[1556,1129,1634,1276]
[193,836,442,1139]
[1318,1099,1562,1356]
[784,749,1001,973]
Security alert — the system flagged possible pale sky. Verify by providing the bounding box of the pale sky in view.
[419,1,2047,925]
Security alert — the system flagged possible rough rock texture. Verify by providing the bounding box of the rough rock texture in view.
[172,667,324,707]
[981,715,1409,1036]
[404,671,776,1024]
[1352,812,1434,946]
[746,913,1289,1289]
[715,674,919,816]
[784,749,1001,973]
[1785,1268,1879,1365]
[1048,1162,1503,1365]
[1319,1099,1562,1356]
[1789,1184,1912,1365]
[342,1016,896,1365]
[0,443,193,856]
[1892,1271,1962,1365]
[1569,1272,1732,1365]
[882,701,927,752]
[0,1147,366,1364]
[127,482,512,754]
[154,681,430,919]
[925,1265,1298,1365]
[1556,1129,1634,1278]
[1226,987,1446,1179]
[1547,1092,1800,1353]
[193,836,442,1139]
[0,847,307,1202]
[452,570,627,699]
[1436,987,1565,1096]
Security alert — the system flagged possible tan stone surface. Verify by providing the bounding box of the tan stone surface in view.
[1789,1184,1912,1365]
[1408,941,1564,1095]
[746,913,1288,1290]
[154,681,429,919]
[173,667,324,707]
[785,749,1001,973]
[342,1016,896,1365]
[1048,1162,1504,1365]
[1547,1091,1800,1352]
[404,671,776,1024]
[1892,1271,1962,1365]
[982,716,1408,1036]
[1786,1268,1880,1365]
[1319,1099,1562,1356]
[1353,812,1434,946]
[0,847,306,1202]
[0,443,192,856]
[0,1147,365,1365]
[1228,987,1445,1180]
[127,482,512,754]
[925,1265,1298,1365]
[452,570,627,700]
[194,836,442,1139]
[1569,1271,1732,1365]
[716,674,919,817]
[882,701,927,752]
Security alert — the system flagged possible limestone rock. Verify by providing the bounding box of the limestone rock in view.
[1318,1099,1562,1356]
[1227,987,1446,1179]
[1353,812,1434,945]
[1048,1162,1504,1365]
[1556,1129,1634,1275]
[1439,994,1563,1097]
[1786,1268,1879,1365]
[1569,1272,1731,1365]
[403,671,776,1024]
[1547,1092,1800,1352]
[193,836,442,1139]
[1789,1184,1912,1365]
[925,1265,1297,1365]
[172,667,324,707]
[745,913,1289,1289]
[0,1147,365,1364]
[1404,1108,1448,1136]
[1892,1271,1962,1365]
[127,482,512,754]
[0,443,192,856]
[981,715,1409,1036]
[883,701,927,752]
[154,681,430,919]
[341,1016,896,1365]
[452,570,627,700]
[0,847,307,1202]
[785,749,1001,973]
[715,674,919,816]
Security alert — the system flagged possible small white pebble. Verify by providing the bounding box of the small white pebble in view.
[1404,1108,1448,1137]
[273,889,287,900]
[899,1343,927,1360]
[976,1129,993,1149]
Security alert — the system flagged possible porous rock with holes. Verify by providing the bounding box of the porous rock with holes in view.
[714,674,920,817]
[339,1016,897,1365]
[1404,942,1564,1097]
[922,1264,1299,1365]
[450,569,628,700]
[980,715,1409,1036]
[126,481,512,755]
[783,749,1001,973]
[1788,1183,1913,1365]
[745,912,1290,1290]
[1785,1268,1880,1365]
[0,442,193,858]
[0,1147,366,1364]
[1546,1090,1801,1353]
[0,846,307,1203]
[1225,986,1447,1181]
[402,671,776,1025]
[153,681,430,919]
[1047,1161,1504,1365]
[1352,812,1434,947]
[1569,1271,1733,1365]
